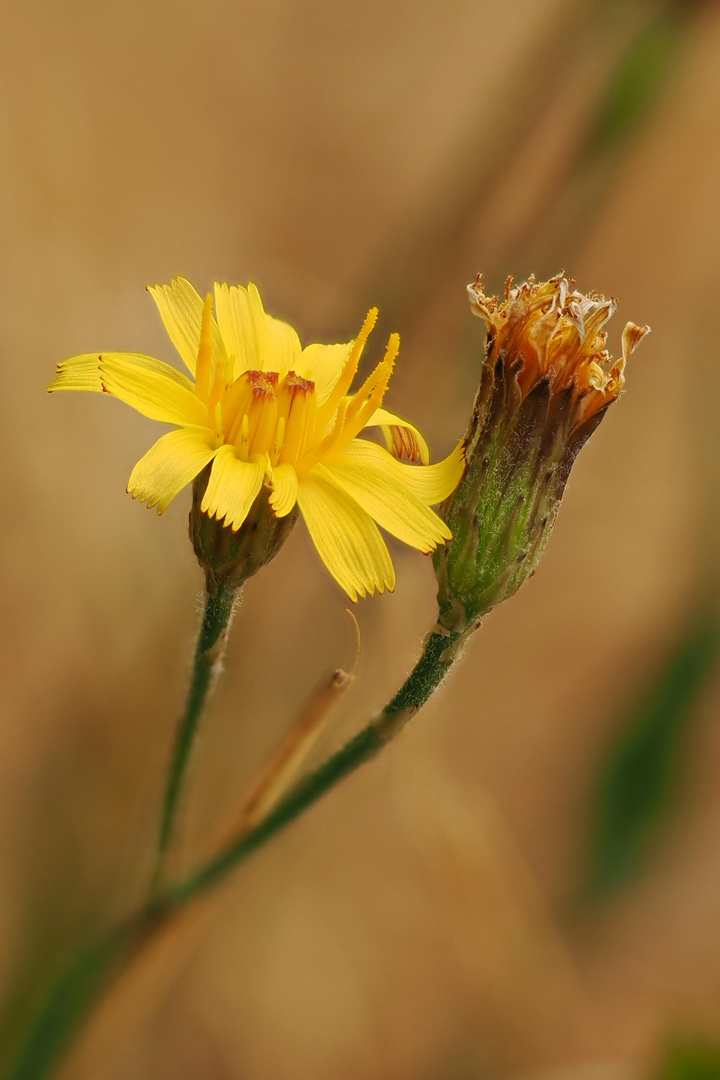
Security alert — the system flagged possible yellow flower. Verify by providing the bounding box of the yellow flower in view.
[49,278,465,601]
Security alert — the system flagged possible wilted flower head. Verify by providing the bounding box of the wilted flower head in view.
[50,279,464,599]
[467,272,647,434]
[435,273,649,631]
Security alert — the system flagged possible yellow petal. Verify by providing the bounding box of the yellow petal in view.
[213,282,301,380]
[214,283,255,378]
[296,469,395,602]
[363,406,430,465]
[200,444,265,531]
[245,283,269,364]
[341,438,465,505]
[295,343,351,404]
[269,462,299,518]
[332,335,399,452]
[99,354,208,426]
[48,353,104,392]
[148,278,225,375]
[317,308,378,424]
[127,427,219,513]
[49,352,197,395]
[266,314,302,376]
[321,455,450,553]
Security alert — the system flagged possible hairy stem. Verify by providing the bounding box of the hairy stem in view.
[6,623,470,1080]
[167,624,465,905]
[155,583,237,871]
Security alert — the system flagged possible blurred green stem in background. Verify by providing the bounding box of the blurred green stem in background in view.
[366,0,701,327]
[581,0,691,161]
[587,603,720,899]
[4,914,159,1080]
[510,0,701,275]
[5,622,472,1080]
[153,583,238,880]
[653,1038,720,1079]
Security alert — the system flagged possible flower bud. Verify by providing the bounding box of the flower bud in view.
[434,273,649,633]
[190,468,298,594]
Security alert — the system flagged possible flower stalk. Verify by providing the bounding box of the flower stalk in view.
[156,475,300,878]
[167,621,465,904]
[154,581,237,871]
[6,623,466,1080]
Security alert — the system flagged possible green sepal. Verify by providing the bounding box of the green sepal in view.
[434,348,610,630]
[189,466,298,594]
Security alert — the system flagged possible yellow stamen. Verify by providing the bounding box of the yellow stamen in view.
[224,370,278,452]
[272,415,286,460]
[277,372,317,465]
[249,391,278,457]
[240,414,250,457]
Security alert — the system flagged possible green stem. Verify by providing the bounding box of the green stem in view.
[155,583,237,867]
[166,625,464,906]
[4,910,162,1080]
[168,724,385,903]
[5,624,468,1080]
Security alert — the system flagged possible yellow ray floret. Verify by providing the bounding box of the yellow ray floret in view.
[49,278,466,600]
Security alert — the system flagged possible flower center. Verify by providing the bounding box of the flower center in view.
[221,369,317,464]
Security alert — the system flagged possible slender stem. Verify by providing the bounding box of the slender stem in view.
[155,583,237,867]
[4,910,162,1080]
[167,725,385,903]
[6,623,469,1080]
[165,625,464,906]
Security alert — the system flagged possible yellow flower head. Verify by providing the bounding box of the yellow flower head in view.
[50,278,465,601]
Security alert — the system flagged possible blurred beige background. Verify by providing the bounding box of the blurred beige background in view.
[2,0,720,1077]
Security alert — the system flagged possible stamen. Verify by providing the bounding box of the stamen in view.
[277,372,317,465]
[249,391,278,456]
[225,370,277,445]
